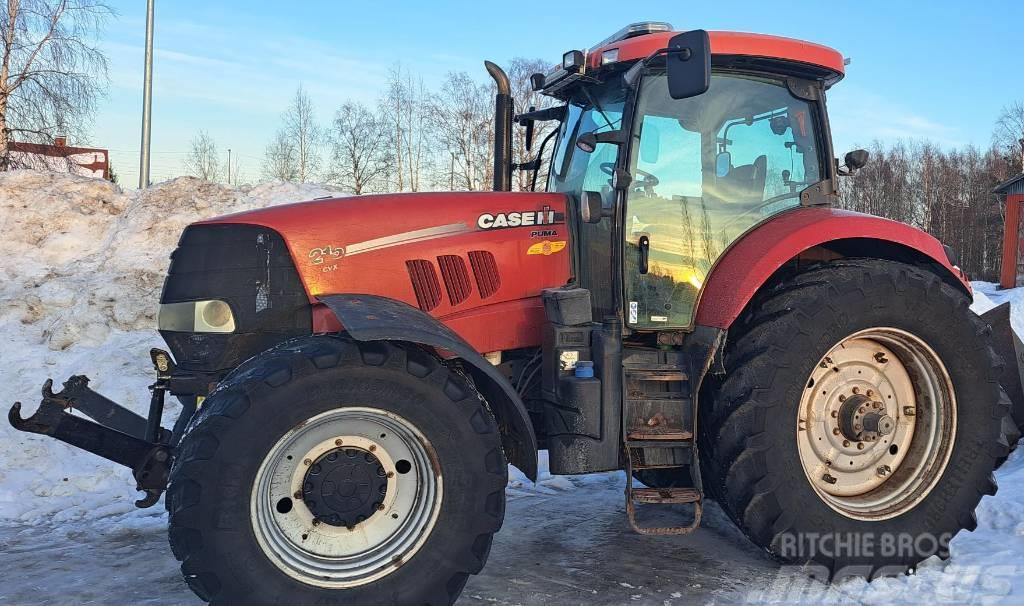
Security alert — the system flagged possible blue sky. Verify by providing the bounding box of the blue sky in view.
[93,0,1024,187]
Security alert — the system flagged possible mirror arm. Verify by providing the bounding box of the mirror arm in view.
[515,105,566,125]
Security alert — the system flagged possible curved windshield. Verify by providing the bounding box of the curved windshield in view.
[624,71,824,329]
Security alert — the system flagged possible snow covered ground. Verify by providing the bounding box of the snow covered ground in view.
[1,169,1023,604]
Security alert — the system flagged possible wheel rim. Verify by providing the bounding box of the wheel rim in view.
[796,328,957,520]
[251,407,442,588]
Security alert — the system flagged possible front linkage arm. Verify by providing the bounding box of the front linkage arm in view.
[8,349,177,508]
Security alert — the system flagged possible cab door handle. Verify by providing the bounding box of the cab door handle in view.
[638,235,650,274]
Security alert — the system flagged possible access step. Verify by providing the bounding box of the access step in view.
[623,364,688,382]
[630,487,701,505]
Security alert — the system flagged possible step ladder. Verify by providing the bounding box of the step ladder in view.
[623,358,703,535]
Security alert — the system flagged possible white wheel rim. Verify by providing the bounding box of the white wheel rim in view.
[796,328,956,520]
[251,407,442,588]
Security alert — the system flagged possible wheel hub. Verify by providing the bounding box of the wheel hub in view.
[303,447,387,527]
[837,394,896,442]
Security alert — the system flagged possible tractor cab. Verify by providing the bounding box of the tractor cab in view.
[521,23,847,331]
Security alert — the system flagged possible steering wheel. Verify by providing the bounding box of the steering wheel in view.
[599,163,659,189]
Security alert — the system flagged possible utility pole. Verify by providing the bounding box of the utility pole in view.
[227,148,232,184]
[138,0,155,189]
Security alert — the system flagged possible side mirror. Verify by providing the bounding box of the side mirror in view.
[715,151,731,177]
[845,149,869,171]
[575,129,627,153]
[580,191,608,224]
[666,29,711,100]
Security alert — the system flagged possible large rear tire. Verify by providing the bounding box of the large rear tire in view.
[701,259,1010,577]
[166,336,508,605]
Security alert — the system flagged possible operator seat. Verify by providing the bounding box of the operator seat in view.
[718,154,767,202]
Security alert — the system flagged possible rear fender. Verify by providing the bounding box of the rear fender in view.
[695,208,970,330]
[318,293,538,481]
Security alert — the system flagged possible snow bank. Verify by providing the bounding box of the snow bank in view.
[0,170,346,523]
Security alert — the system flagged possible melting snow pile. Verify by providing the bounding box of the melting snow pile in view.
[0,170,346,523]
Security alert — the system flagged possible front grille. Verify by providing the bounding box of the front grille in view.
[160,224,311,371]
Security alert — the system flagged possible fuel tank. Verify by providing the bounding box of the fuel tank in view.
[198,191,573,353]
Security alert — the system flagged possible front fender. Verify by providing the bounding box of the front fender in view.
[695,207,969,330]
[318,293,538,481]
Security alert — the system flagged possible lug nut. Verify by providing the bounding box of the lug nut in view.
[369,445,377,452]
[822,473,837,484]
[335,438,343,446]
[876,465,891,477]
[857,443,865,450]
[852,387,860,394]
[833,428,841,435]
[303,458,312,466]
[387,471,395,478]
[903,406,916,417]
[866,390,874,397]
[293,490,302,500]
[831,410,839,418]
[842,440,850,447]
[838,395,846,402]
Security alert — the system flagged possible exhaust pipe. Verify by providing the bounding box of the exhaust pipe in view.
[485,61,512,192]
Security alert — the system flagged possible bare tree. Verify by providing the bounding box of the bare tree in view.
[508,57,557,191]
[278,84,321,182]
[262,129,298,181]
[0,0,112,169]
[327,100,391,194]
[183,130,220,181]
[380,64,430,191]
[994,101,1024,176]
[428,71,493,191]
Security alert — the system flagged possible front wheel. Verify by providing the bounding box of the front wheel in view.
[167,337,508,605]
[702,259,1009,577]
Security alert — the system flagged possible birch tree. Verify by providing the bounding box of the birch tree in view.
[0,0,112,169]
[183,130,220,181]
[327,100,391,194]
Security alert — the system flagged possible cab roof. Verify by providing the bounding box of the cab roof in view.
[589,28,846,83]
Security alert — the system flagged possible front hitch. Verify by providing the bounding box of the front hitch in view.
[8,349,177,508]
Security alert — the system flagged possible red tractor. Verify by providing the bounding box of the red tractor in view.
[10,22,1022,605]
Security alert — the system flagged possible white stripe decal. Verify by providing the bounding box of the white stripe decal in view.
[344,223,472,257]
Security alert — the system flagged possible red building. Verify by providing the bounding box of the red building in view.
[7,137,110,179]
[997,173,1024,288]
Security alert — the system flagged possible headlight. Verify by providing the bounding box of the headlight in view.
[158,300,236,333]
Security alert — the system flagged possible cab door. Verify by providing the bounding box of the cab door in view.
[623,71,824,330]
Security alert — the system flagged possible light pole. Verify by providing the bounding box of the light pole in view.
[138,0,155,189]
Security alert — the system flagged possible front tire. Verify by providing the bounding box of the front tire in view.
[167,336,508,605]
[702,259,1009,577]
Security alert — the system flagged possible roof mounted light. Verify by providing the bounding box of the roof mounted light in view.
[562,50,585,73]
[590,21,673,52]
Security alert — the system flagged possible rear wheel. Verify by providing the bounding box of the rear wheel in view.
[702,259,1009,577]
[167,336,508,605]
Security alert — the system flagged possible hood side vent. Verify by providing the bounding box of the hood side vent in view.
[406,259,442,311]
[468,250,501,299]
[437,254,473,306]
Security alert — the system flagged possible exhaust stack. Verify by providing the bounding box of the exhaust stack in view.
[485,61,512,192]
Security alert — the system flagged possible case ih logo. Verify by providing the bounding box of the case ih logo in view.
[477,205,564,230]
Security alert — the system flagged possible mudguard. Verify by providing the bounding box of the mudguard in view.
[318,293,538,481]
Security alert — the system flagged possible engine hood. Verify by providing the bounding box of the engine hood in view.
[198,191,572,349]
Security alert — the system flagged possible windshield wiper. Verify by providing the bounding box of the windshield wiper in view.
[581,85,616,131]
